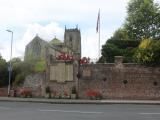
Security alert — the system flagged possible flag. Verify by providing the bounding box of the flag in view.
[96,10,100,33]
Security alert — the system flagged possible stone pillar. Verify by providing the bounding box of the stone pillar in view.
[114,56,123,68]
[115,56,123,64]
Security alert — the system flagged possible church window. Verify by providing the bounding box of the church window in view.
[69,35,73,47]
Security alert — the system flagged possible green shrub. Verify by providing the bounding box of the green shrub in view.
[34,61,46,72]
[134,39,160,66]
[13,74,25,86]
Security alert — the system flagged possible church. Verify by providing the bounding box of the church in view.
[23,27,160,100]
[24,27,81,98]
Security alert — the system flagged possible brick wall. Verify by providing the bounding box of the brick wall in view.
[0,88,7,96]
[79,62,160,99]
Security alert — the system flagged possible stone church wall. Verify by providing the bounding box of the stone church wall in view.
[79,58,160,99]
[22,73,45,97]
[46,81,75,98]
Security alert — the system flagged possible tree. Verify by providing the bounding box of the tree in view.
[11,57,21,63]
[99,0,160,63]
[111,28,129,40]
[0,55,8,87]
[12,58,46,86]
[101,42,122,63]
[124,0,160,40]
[101,39,140,63]
[12,58,35,86]
[134,39,160,66]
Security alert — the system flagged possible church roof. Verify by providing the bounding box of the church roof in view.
[27,35,47,46]
[49,37,62,45]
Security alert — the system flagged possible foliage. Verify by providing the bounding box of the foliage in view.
[11,57,21,63]
[134,39,160,66]
[11,59,46,86]
[97,56,106,63]
[111,28,129,40]
[0,55,8,87]
[34,60,46,72]
[101,43,122,63]
[100,0,160,63]
[13,73,25,86]
[101,39,140,63]
[124,0,160,40]
[11,59,35,86]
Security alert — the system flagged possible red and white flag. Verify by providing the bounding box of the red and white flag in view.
[96,10,100,33]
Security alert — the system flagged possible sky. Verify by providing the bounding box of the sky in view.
[0,0,159,61]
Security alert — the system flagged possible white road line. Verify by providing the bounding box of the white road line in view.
[139,113,160,115]
[0,106,11,110]
[38,109,103,114]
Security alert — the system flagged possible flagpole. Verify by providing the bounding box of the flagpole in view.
[98,9,100,58]
[96,9,100,59]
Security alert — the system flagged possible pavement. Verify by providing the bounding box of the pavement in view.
[0,97,160,104]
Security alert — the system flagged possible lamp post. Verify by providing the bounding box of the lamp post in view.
[6,29,13,97]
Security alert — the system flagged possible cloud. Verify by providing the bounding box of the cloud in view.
[13,21,64,60]
[0,46,4,50]
[0,0,129,26]
[1,0,159,60]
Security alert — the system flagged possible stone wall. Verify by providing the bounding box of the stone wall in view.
[46,81,75,98]
[49,62,73,82]
[45,60,78,98]
[23,73,45,97]
[79,60,160,99]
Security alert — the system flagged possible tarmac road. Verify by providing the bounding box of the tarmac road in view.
[0,101,160,120]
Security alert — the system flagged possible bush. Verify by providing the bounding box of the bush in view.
[34,61,46,72]
[134,39,160,66]
[13,74,25,86]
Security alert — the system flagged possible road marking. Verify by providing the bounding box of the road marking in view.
[38,109,103,114]
[139,113,160,115]
[0,106,11,110]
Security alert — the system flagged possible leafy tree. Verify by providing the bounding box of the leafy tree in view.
[111,28,129,40]
[0,55,8,87]
[13,73,25,86]
[124,0,160,40]
[101,39,140,63]
[12,59,35,86]
[134,39,160,66]
[100,0,160,63]
[101,42,122,63]
[12,58,46,86]
[11,57,21,63]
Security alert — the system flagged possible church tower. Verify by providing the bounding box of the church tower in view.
[64,27,81,59]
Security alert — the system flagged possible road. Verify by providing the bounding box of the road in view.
[0,101,160,120]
